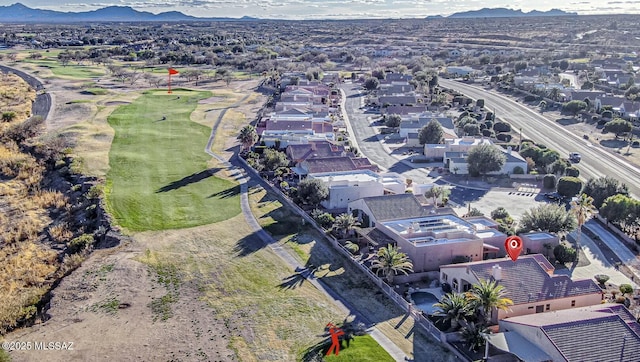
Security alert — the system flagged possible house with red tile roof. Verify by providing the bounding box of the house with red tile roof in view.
[285,141,352,164]
[487,304,640,361]
[439,255,603,324]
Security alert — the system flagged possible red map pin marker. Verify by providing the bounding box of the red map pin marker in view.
[505,236,523,261]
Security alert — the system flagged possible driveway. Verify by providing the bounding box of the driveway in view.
[584,220,640,278]
[556,229,637,288]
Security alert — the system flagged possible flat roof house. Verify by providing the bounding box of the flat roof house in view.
[308,170,405,210]
[379,214,486,272]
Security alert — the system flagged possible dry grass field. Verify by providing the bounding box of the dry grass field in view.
[0,74,75,337]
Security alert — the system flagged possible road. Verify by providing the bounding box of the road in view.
[340,82,434,184]
[0,64,51,120]
[439,79,640,198]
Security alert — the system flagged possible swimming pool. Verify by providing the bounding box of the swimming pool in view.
[411,291,440,315]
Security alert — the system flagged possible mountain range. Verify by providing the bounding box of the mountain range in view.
[0,3,578,22]
[0,3,256,22]
[446,8,577,18]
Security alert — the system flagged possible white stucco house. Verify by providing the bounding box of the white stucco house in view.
[309,170,405,210]
[443,146,527,175]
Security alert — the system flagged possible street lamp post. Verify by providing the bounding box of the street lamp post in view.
[519,127,523,150]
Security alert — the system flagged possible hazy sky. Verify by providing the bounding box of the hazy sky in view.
[1,0,639,19]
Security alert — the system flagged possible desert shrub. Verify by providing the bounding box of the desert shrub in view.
[49,222,73,243]
[310,209,334,229]
[68,234,94,254]
[3,116,44,144]
[594,274,610,285]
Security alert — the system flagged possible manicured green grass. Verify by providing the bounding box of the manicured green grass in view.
[21,58,104,78]
[85,87,108,95]
[321,335,394,361]
[105,88,241,231]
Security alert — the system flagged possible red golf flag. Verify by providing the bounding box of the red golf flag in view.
[168,68,179,75]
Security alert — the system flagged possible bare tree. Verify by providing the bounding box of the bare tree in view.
[128,69,144,85]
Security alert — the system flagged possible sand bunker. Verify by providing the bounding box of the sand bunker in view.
[104,101,130,106]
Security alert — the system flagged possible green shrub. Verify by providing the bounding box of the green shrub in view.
[310,209,334,229]
[87,185,103,199]
[68,234,94,254]
[70,157,84,175]
[565,166,580,177]
[619,284,633,295]
[594,274,610,285]
[554,244,576,263]
[512,166,524,174]
[451,255,470,264]
[1,111,17,122]
[557,176,583,197]
[543,174,557,189]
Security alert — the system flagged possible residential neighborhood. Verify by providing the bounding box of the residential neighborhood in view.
[2,5,640,362]
[238,60,640,359]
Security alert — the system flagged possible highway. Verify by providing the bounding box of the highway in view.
[439,79,640,198]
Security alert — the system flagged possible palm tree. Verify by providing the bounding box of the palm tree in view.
[343,240,360,254]
[333,213,360,238]
[371,244,413,284]
[237,125,258,151]
[468,279,513,325]
[548,87,560,102]
[460,322,490,352]
[570,193,597,262]
[433,292,472,331]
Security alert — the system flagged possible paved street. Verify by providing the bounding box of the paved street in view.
[340,82,435,184]
[439,78,640,198]
[340,81,547,219]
